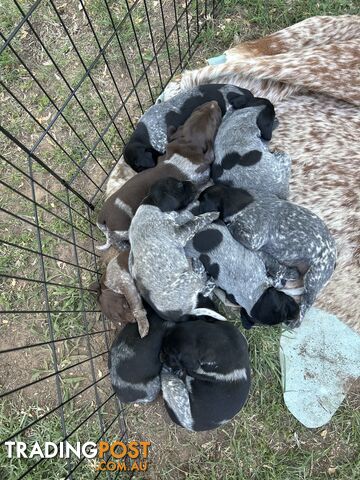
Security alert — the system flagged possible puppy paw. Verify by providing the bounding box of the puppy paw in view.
[135,312,150,338]
[200,211,220,222]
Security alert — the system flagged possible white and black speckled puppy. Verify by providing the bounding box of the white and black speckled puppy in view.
[212,98,291,199]
[129,177,225,322]
[185,221,299,326]
[109,303,168,403]
[198,185,337,325]
[161,318,251,431]
[124,84,254,172]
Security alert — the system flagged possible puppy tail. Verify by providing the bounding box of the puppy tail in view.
[96,241,111,251]
[192,308,227,321]
[96,223,111,251]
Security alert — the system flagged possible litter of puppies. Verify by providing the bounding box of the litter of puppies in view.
[94,84,337,432]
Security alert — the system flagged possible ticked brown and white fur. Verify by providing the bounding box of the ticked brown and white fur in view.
[179,15,360,331]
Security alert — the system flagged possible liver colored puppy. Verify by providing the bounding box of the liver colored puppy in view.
[97,101,222,251]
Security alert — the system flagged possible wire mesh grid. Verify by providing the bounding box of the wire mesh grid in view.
[0,0,221,478]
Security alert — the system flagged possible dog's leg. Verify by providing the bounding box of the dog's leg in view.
[273,151,292,199]
[258,251,300,287]
[176,211,219,245]
[112,230,130,251]
[161,368,194,431]
[105,257,149,338]
[299,252,336,322]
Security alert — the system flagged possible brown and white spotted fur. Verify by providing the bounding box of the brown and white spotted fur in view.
[179,15,360,331]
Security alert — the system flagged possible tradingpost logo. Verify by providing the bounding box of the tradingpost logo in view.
[4,440,151,472]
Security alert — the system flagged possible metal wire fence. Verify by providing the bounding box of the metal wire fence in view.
[0,0,220,478]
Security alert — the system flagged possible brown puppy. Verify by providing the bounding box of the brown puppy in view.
[96,100,222,251]
[91,250,149,337]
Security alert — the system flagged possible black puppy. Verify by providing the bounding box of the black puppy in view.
[124,84,254,172]
[161,318,251,431]
[108,303,169,403]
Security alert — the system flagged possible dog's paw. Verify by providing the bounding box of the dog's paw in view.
[200,211,220,222]
[135,312,150,338]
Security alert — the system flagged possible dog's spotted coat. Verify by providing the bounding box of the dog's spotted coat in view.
[226,191,337,322]
[213,106,291,199]
[185,222,272,315]
[179,15,360,330]
[129,203,224,322]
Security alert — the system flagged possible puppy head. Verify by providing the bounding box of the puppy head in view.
[249,287,300,327]
[198,185,253,219]
[145,177,197,212]
[124,142,159,172]
[96,287,135,325]
[162,318,249,376]
[167,101,222,165]
[197,185,225,216]
[161,323,200,372]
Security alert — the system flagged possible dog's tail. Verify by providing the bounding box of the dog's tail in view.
[191,308,227,321]
[96,223,130,252]
[96,223,111,251]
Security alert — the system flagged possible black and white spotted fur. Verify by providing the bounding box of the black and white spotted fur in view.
[186,221,299,326]
[108,304,168,403]
[124,84,254,172]
[212,99,291,199]
[128,178,225,322]
[161,318,251,431]
[198,185,336,324]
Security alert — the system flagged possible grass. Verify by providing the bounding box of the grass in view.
[0,397,121,480]
[0,0,358,479]
[184,324,360,480]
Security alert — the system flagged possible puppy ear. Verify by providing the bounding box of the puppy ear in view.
[203,141,215,164]
[227,91,253,109]
[144,147,159,168]
[167,125,177,141]
[254,98,276,141]
[240,308,254,330]
[181,352,200,373]
[283,294,300,322]
[150,188,179,212]
[89,281,100,294]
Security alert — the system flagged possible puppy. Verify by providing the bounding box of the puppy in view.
[186,221,299,327]
[109,303,168,403]
[97,101,222,251]
[161,318,251,431]
[198,185,337,325]
[212,97,291,199]
[91,250,149,337]
[124,84,254,172]
[128,177,225,322]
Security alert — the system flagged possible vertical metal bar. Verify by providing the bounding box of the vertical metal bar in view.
[159,0,173,76]
[196,0,200,34]
[184,0,192,55]
[124,0,154,103]
[103,0,145,115]
[172,0,183,69]
[143,0,164,90]
[66,190,112,480]
[27,156,73,478]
